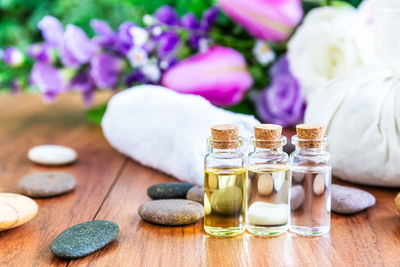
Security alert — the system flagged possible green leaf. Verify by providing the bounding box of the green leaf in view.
[225,98,256,116]
[86,104,107,124]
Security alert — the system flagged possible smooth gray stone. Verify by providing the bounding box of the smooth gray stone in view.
[332,184,376,215]
[290,185,305,211]
[186,185,204,204]
[139,199,203,225]
[147,182,194,200]
[51,220,119,259]
[18,172,76,198]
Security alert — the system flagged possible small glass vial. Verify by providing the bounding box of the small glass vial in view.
[204,124,246,237]
[247,124,289,236]
[289,124,332,236]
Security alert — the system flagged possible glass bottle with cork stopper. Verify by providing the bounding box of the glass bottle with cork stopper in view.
[204,124,246,237]
[289,124,331,236]
[247,124,289,236]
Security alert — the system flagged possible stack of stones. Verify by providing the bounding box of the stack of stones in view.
[139,182,205,225]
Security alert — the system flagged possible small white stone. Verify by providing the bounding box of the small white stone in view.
[313,173,325,195]
[248,201,288,226]
[28,145,77,166]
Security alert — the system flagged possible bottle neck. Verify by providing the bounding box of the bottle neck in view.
[295,145,327,154]
[211,146,240,154]
[253,146,283,153]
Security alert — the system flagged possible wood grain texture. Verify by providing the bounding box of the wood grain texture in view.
[0,93,400,267]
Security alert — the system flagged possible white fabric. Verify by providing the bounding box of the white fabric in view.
[305,65,400,187]
[102,85,260,185]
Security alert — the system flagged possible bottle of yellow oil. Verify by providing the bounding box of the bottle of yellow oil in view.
[204,124,246,237]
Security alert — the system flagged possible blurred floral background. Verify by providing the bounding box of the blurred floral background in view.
[0,0,368,125]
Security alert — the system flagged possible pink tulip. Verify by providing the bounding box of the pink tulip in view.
[161,46,253,106]
[218,0,303,42]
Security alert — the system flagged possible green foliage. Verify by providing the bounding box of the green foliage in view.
[86,103,107,124]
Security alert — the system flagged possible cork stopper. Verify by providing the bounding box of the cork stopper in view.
[254,124,282,149]
[211,124,239,149]
[296,124,325,148]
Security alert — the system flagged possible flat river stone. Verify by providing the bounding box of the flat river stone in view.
[147,182,194,199]
[51,220,119,258]
[186,185,204,204]
[28,144,77,166]
[18,172,76,198]
[139,199,203,225]
[248,201,288,226]
[332,184,376,215]
[0,193,38,231]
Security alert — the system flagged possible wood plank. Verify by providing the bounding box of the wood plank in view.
[0,93,127,267]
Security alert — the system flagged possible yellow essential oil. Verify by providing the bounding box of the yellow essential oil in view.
[247,166,289,236]
[204,167,246,237]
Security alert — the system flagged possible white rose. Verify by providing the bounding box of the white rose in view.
[288,6,376,101]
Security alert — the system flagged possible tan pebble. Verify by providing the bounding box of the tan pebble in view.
[0,193,38,231]
[395,193,400,214]
[258,174,273,196]
[313,174,325,195]
[204,193,212,215]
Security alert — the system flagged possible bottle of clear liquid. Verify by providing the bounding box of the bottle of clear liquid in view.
[289,124,331,236]
[247,124,289,236]
[204,124,246,237]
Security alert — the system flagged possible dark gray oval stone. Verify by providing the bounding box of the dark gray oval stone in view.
[51,220,119,259]
[332,184,376,215]
[139,199,203,225]
[147,182,194,200]
[18,172,76,198]
[186,185,204,204]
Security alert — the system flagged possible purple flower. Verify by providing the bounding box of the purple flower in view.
[38,16,63,45]
[125,69,146,86]
[159,56,178,70]
[181,13,200,29]
[91,19,114,36]
[90,53,124,89]
[70,70,95,105]
[30,62,66,102]
[201,6,219,30]
[154,5,180,26]
[116,22,149,55]
[59,25,95,67]
[91,19,119,50]
[188,34,203,50]
[4,47,24,67]
[27,43,53,63]
[157,32,180,58]
[256,55,305,126]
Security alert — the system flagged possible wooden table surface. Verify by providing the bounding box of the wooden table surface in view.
[0,93,400,267]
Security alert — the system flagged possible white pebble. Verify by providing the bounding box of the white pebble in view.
[313,173,325,195]
[248,201,288,226]
[28,145,77,166]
